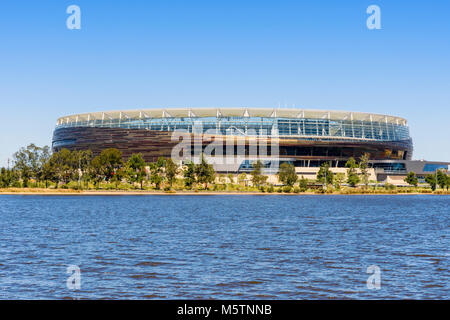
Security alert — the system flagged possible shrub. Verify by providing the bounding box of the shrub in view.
[299,176,308,192]
[384,183,396,191]
[283,186,292,193]
[12,181,21,188]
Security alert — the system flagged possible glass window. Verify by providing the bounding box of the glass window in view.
[423,164,448,172]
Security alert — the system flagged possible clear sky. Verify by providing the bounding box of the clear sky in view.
[0,0,449,166]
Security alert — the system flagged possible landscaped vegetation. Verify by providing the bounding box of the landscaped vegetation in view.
[0,144,449,194]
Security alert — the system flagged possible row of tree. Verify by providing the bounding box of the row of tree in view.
[276,153,373,189]
[405,171,450,190]
[0,144,216,190]
[275,154,450,191]
[1,144,449,191]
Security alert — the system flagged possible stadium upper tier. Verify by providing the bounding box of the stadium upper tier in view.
[55,108,410,142]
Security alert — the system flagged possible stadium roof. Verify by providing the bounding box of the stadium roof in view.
[57,108,408,126]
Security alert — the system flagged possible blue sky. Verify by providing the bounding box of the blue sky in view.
[0,0,449,166]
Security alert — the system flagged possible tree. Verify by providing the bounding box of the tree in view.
[278,162,298,187]
[96,148,124,181]
[35,146,51,187]
[165,158,178,188]
[72,150,93,189]
[194,155,215,189]
[425,174,436,191]
[0,168,18,188]
[227,173,234,185]
[183,160,196,189]
[426,170,450,191]
[12,144,34,187]
[345,157,360,187]
[317,162,334,188]
[47,148,73,187]
[299,175,308,192]
[89,155,104,188]
[149,157,165,189]
[111,166,126,190]
[334,172,345,190]
[404,171,418,187]
[0,168,8,188]
[41,160,54,188]
[359,153,370,187]
[13,144,50,187]
[126,153,147,189]
[251,160,268,188]
[85,149,123,188]
[436,170,448,189]
[238,173,247,186]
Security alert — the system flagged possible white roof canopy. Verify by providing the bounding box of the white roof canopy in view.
[57,107,408,126]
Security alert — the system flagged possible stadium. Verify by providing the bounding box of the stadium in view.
[52,108,447,184]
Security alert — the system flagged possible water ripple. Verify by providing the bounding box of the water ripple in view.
[0,194,448,299]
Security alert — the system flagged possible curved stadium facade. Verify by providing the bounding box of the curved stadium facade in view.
[52,108,426,177]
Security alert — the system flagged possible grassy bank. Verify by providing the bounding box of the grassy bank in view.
[1,187,449,195]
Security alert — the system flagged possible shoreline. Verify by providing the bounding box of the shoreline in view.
[0,190,447,196]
